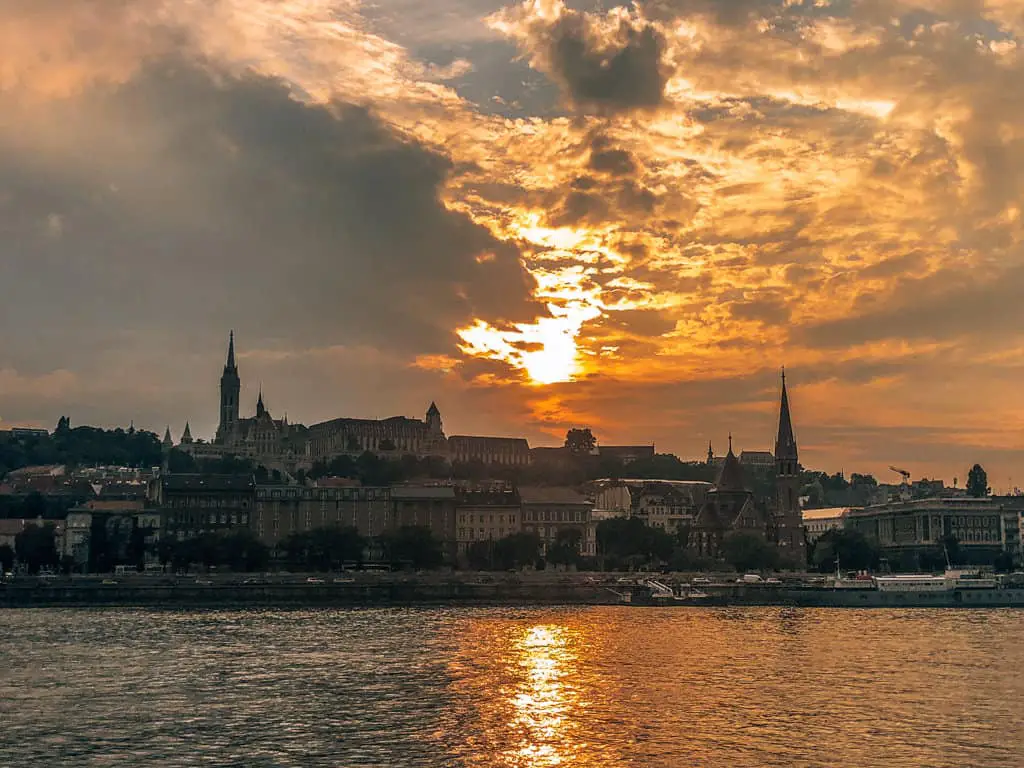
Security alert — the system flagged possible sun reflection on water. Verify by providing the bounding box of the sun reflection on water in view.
[505,625,581,767]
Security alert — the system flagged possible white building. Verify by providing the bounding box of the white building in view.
[802,507,854,542]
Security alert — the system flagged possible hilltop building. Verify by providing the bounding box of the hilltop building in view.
[174,333,535,470]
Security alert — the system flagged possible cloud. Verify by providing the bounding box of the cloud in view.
[491,0,668,112]
[0,61,538,362]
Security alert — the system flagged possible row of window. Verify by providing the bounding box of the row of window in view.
[522,509,588,523]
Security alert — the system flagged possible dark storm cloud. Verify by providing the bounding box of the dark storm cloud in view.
[500,3,668,113]
[0,60,538,373]
[589,147,637,176]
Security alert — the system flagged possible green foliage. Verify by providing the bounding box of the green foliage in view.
[169,530,272,574]
[966,464,989,498]
[720,531,780,572]
[166,448,199,473]
[0,543,14,572]
[596,517,676,570]
[0,425,162,478]
[546,527,583,568]
[282,527,365,572]
[465,532,543,571]
[14,523,59,574]
[850,473,878,487]
[380,525,444,569]
[811,528,881,572]
[564,428,597,454]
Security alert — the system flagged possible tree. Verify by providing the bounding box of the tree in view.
[721,531,780,573]
[166,448,199,473]
[564,428,597,454]
[494,532,542,570]
[381,526,443,569]
[14,523,59,574]
[0,543,14,573]
[811,529,881,573]
[547,528,583,568]
[967,464,990,498]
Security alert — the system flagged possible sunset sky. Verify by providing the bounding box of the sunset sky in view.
[3,0,1024,486]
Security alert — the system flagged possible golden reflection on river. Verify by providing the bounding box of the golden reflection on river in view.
[508,625,578,767]
[3,607,1024,767]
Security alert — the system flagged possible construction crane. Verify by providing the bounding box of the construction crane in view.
[889,466,911,484]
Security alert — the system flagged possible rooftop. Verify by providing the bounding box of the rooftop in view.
[518,486,590,505]
[161,474,255,492]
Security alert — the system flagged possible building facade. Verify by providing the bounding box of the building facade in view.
[519,486,596,557]
[151,474,256,541]
[846,497,1022,564]
[455,487,521,555]
[252,485,391,546]
[802,507,853,543]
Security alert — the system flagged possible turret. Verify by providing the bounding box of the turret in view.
[180,422,193,445]
[426,401,443,434]
[162,427,174,449]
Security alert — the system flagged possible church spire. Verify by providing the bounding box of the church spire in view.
[181,421,193,444]
[775,368,797,461]
[162,426,173,448]
[225,330,237,372]
[706,440,714,464]
[256,385,266,418]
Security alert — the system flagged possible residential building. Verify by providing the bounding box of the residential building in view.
[519,486,596,557]
[392,485,458,555]
[151,474,255,541]
[252,484,391,546]
[630,481,699,534]
[455,487,521,554]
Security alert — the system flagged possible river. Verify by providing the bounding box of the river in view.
[1,607,1021,767]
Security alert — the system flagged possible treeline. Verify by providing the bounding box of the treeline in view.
[0,420,163,478]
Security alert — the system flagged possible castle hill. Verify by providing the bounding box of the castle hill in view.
[2,332,1022,609]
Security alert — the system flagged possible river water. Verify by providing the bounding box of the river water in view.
[1,606,1021,767]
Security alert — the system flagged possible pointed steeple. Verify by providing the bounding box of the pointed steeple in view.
[225,330,237,372]
[181,421,193,444]
[775,368,797,462]
[256,386,266,418]
[706,440,714,465]
[716,434,746,492]
[162,426,173,448]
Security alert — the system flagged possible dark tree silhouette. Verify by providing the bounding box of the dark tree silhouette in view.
[966,464,990,498]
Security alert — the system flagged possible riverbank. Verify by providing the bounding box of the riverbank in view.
[6,576,1024,608]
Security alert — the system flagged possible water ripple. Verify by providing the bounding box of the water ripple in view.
[1,607,1022,767]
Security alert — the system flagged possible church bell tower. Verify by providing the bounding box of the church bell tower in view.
[217,331,241,443]
[774,369,805,556]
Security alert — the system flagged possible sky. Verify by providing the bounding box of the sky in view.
[2,0,1024,487]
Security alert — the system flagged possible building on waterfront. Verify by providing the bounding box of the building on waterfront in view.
[392,485,458,556]
[802,507,854,543]
[587,479,712,527]
[251,484,391,546]
[150,474,255,541]
[519,486,596,557]
[690,372,807,561]
[630,482,700,534]
[455,486,521,555]
[691,438,767,556]
[772,372,807,558]
[846,496,1024,565]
